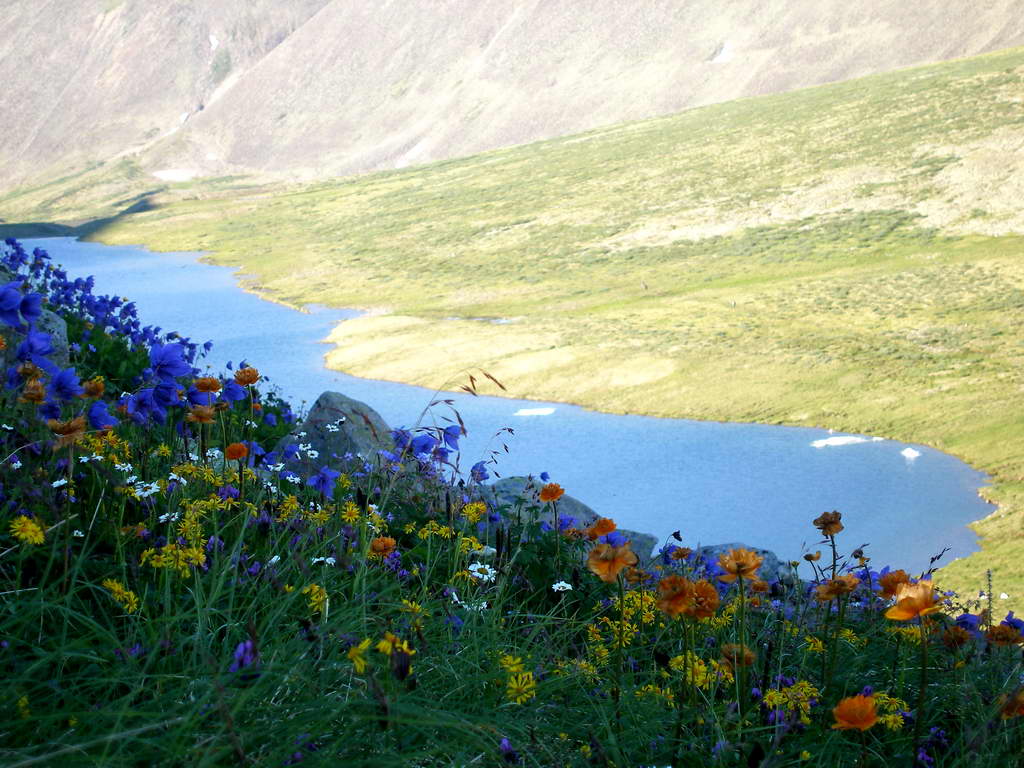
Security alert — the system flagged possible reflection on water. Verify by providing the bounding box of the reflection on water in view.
[24,237,993,571]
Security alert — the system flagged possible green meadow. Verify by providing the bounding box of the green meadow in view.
[3,47,1024,608]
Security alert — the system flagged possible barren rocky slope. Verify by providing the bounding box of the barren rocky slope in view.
[3,0,1024,186]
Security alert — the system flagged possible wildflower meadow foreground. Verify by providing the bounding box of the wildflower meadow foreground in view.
[0,237,1022,767]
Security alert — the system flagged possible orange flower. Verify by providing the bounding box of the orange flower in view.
[717,548,763,583]
[749,579,769,593]
[813,510,844,536]
[998,687,1024,719]
[803,550,822,562]
[942,626,972,651]
[225,443,249,461]
[878,569,911,599]
[832,694,878,730]
[369,536,397,558]
[539,483,565,503]
[690,580,720,620]
[587,542,638,583]
[884,580,942,621]
[584,517,617,541]
[186,405,216,424]
[656,575,695,618]
[0,336,5,351]
[720,643,756,669]
[48,416,87,449]
[670,547,693,561]
[19,378,46,404]
[814,574,860,602]
[194,377,222,393]
[985,625,1024,647]
[234,367,260,386]
[80,376,105,399]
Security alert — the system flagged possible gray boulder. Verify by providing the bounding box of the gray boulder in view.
[480,475,659,563]
[276,391,391,473]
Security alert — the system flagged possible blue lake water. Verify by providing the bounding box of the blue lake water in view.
[22,237,993,571]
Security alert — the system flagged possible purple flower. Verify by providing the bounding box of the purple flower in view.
[229,639,260,678]
[470,460,490,483]
[442,424,462,450]
[47,367,83,401]
[306,466,341,498]
[87,400,118,430]
[148,343,190,382]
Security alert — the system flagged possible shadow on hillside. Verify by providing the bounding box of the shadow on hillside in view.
[0,193,158,241]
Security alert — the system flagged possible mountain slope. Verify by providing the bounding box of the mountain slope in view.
[4,0,1024,187]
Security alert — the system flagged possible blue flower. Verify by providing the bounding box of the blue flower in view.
[442,424,462,450]
[263,412,277,427]
[307,466,341,498]
[87,400,118,430]
[219,379,246,402]
[410,433,438,456]
[470,460,490,483]
[148,343,190,382]
[47,367,84,402]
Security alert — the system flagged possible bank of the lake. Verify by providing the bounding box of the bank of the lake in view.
[23,238,1003,595]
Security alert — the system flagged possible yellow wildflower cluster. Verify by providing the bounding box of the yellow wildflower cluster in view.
[81,431,131,463]
[499,654,526,674]
[762,680,822,725]
[417,520,455,540]
[634,683,675,708]
[101,579,140,613]
[781,621,802,637]
[461,501,487,523]
[668,652,732,689]
[376,631,416,658]
[608,589,658,625]
[596,615,639,648]
[9,515,45,545]
[275,494,301,523]
[706,599,738,630]
[140,542,207,578]
[838,628,867,648]
[887,625,923,645]
[301,584,328,614]
[874,692,910,730]
[553,658,600,681]
[458,534,484,555]
[304,504,332,526]
[177,499,217,546]
[804,635,826,654]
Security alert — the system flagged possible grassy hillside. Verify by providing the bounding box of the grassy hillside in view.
[3,47,1024,609]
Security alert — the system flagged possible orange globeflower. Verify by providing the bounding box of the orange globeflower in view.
[878,569,911,599]
[717,548,763,583]
[942,626,972,651]
[80,376,105,399]
[194,377,222,393]
[48,416,87,449]
[832,694,878,730]
[225,443,248,461]
[986,625,1024,647]
[539,483,565,503]
[671,547,693,561]
[813,510,844,536]
[814,574,860,603]
[884,580,942,621]
[19,378,46,404]
[584,517,617,541]
[690,580,720,619]
[587,542,638,583]
[998,687,1024,719]
[186,405,216,424]
[369,536,397,558]
[720,643,756,669]
[234,367,260,386]
[656,575,695,618]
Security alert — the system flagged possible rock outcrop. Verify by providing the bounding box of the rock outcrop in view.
[276,390,391,474]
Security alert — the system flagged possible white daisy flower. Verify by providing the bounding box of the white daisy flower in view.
[551,580,573,592]
[467,562,497,583]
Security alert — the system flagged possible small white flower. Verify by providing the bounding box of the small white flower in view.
[467,562,497,583]
[305,449,319,459]
[158,511,180,523]
[125,475,138,484]
[245,420,258,428]
[134,481,161,499]
[551,580,573,592]
[284,474,301,484]
[311,556,337,566]
[1,423,13,431]
[298,443,312,451]
[10,459,21,470]
[335,416,346,424]
[1000,592,1009,599]
[267,462,284,472]
[115,462,133,472]
[187,452,200,461]
[325,424,340,433]
[470,545,497,559]
[206,448,221,459]
[73,529,85,538]
[297,431,307,438]
[267,555,281,566]
[168,472,187,485]
[52,478,68,488]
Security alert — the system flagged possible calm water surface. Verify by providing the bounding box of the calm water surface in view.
[24,237,993,571]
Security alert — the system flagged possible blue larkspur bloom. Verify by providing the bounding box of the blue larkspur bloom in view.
[48,367,84,402]
[442,424,462,450]
[410,433,438,456]
[149,343,190,382]
[470,460,490,483]
[87,400,118,430]
[307,466,341,498]
[219,379,246,402]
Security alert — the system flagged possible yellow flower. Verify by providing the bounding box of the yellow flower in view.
[341,501,360,525]
[376,632,416,658]
[461,501,486,523]
[506,671,537,704]
[17,695,30,719]
[804,636,826,654]
[102,579,140,613]
[9,515,45,545]
[301,584,328,614]
[347,638,372,674]
[400,599,424,615]
[499,654,525,674]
